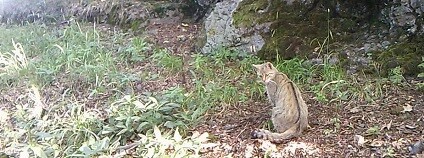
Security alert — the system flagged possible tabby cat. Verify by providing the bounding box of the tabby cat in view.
[252,62,308,143]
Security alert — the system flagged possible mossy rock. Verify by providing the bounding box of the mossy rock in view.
[231,0,391,63]
[372,36,424,76]
[232,0,363,61]
[232,0,271,27]
[233,0,313,60]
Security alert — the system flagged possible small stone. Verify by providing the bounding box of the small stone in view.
[382,41,390,48]
[363,43,371,53]
[409,140,424,155]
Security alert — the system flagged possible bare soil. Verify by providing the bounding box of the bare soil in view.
[143,17,424,157]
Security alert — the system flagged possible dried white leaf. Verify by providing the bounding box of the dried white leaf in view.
[281,142,320,156]
[201,143,219,149]
[133,100,145,109]
[391,138,406,149]
[405,125,417,129]
[369,140,384,147]
[349,107,361,113]
[20,149,30,158]
[153,126,162,139]
[354,135,366,146]
[0,110,9,123]
[197,132,210,143]
[381,120,392,131]
[191,131,200,139]
[402,105,413,113]
[173,127,182,142]
[259,140,277,152]
[30,105,44,119]
[244,144,254,158]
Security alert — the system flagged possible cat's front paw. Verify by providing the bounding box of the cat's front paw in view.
[251,129,265,139]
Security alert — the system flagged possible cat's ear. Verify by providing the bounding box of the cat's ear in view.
[265,62,274,69]
[252,64,260,70]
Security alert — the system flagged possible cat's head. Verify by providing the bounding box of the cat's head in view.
[252,62,278,82]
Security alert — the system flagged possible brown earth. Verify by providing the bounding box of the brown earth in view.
[143,17,424,157]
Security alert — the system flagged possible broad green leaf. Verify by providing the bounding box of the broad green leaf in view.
[100,137,110,149]
[125,117,132,127]
[88,136,96,145]
[30,145,48,158]
[93,137,110,150]
[35,132,52,139]
[101,126,114,134]
[148,97,159,109]
[115,116,127,121]
[137,122,150,132]
[117,128,128,136]
[164,121,176,129]
[116,123,126,129]
[131,116,142,121]
[79,145,93,156]
[123,95,132,102]
[154,113,163,119]
[159,106,175,112]
[165,102,181,108]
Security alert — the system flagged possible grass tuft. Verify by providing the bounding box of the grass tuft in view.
[0,21,410,157]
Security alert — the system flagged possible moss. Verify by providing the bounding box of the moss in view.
[232,0,268,27]
[232,0,353,60]
[233,0,308,59]
[373,36,424,76]
[152,2,173,17]
[232,0,392,64]
[337,19,357,33]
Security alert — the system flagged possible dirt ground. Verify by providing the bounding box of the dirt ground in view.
[143,17,424,157]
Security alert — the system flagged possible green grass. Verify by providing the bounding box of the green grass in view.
[0,22,264,157]
[271,53,391,105]
[0,22,411,157]
[0,23,211,157]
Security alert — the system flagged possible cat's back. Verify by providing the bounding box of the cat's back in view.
[271,72,308,128]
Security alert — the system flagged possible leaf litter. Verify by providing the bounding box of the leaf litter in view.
[142,17,424,157]
[0,15,422,157]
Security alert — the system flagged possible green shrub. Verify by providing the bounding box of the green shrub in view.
[388,66,405,84]
[151,49,183,72]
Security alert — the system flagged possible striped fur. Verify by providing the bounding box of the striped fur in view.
[252,62,308,143]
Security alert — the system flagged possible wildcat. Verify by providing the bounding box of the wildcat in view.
[252,62,308,143]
